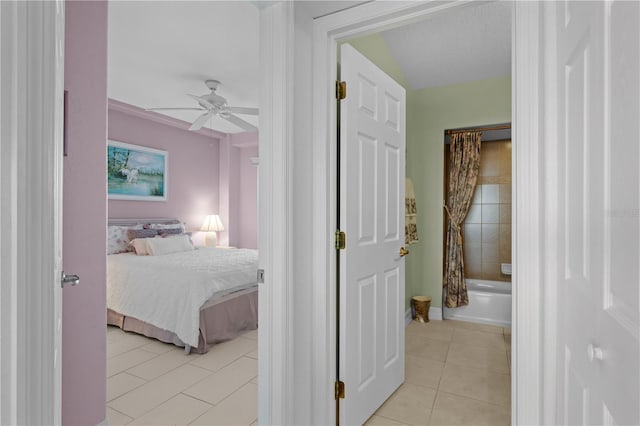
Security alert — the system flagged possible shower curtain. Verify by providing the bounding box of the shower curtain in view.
[444,131,481,308]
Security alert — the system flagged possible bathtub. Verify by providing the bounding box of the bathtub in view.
[443,279,512,327]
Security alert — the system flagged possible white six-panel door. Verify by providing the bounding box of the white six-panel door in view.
[339,44,406,425]
[550,2,640,424]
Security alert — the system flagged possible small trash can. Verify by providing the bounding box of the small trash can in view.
[411,296,431,323]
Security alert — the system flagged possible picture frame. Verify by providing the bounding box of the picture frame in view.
[107,140,168,201]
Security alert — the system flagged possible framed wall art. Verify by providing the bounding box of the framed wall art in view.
[107,140,168,201]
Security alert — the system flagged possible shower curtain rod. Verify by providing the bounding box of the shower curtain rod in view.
[445,124,511,135]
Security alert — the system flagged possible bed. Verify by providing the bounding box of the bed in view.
[106,218,258,354]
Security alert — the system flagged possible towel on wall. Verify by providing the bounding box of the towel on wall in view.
[405,178,419,245]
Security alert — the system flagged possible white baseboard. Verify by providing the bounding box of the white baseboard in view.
[406,306,443,325]
[429,306,443,321]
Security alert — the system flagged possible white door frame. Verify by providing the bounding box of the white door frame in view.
[304,1,548,424]
[0,1,65,425]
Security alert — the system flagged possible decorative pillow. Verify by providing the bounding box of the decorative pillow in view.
[145,234,194,256]
[129,238,151,255]
[128,228,159,240]
[107,224,143,254]
[158,228,182,237]
[149,222,186,233]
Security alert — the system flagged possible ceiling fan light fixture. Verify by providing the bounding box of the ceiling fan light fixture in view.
[148,79,258,132]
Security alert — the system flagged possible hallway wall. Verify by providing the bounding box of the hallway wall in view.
[62,1,108,424]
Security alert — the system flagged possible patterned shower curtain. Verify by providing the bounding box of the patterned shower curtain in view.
[444,131,482,308]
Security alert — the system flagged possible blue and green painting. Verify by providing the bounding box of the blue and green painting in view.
[107,144,166,198]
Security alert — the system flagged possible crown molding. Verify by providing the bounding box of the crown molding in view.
[108,98,228,139]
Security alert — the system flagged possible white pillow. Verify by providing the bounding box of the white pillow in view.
[145,234,194,256]
[129,238,150,256]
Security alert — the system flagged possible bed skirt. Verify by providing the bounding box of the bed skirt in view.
[107,286,258,354]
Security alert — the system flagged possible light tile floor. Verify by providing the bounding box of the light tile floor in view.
[367,319,512,426]
[107,319,511,426]
[106,325,258,426]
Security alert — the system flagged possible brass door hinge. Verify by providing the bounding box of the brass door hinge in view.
[335,380,345,400]
[335,230,346,250]
[336,81,347,100]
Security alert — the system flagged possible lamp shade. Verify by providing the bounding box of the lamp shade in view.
[200,214,224,232]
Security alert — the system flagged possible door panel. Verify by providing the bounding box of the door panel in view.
[340,43,406,425]
[598,2,640,425]
[552,1,639,424]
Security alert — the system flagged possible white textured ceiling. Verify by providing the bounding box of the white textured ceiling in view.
[108,1,260,134]
[380,1,512,90]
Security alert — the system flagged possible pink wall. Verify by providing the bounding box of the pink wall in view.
[62,1,108,425]
[218,133,258,249]
[108,101,222,236]
[238,145,258,249]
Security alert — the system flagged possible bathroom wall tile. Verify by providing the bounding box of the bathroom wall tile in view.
[482,185,499,204]
[478,176,508,185]
[499,184,512,203]
[463,242,480,263]
[481,204,499,224]
[499,204,511,224]
[479,146,500,177]
[499,246,512,265]
[499,225,512,263]
[482,262,501,280]
[481,224,499,244]
[463,224,481,245]
[482,244,499,263]
[471,186,482,204]
[464,256,482,278]
[465,204,481,223]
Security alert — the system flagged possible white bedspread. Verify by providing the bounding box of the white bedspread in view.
[107,247,258,346]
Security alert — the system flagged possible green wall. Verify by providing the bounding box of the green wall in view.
[347,36,511,310]
[406,77,511,308]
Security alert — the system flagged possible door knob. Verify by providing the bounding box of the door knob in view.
[399,247,409,257]
[587,343,604,361]
[61,271,80,288]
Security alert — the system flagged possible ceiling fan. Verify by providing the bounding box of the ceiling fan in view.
[146,79,259,132]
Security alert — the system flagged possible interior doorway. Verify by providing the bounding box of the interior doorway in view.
[334,4,513,422]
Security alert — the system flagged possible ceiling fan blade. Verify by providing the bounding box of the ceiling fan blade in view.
[146,107,205,111]
[222,113,258,132]
[226,106,259,116]
[186,94,215,110]
[189,111,214,131]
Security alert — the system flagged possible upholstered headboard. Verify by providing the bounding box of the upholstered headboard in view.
[107,218,181,227]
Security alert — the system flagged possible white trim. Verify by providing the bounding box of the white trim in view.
[0,1,65,425]
[513,2,544,425]
[429,307,443,321]
[107,99,227,140]
[257,2,294,424]
[405,309,412,326]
